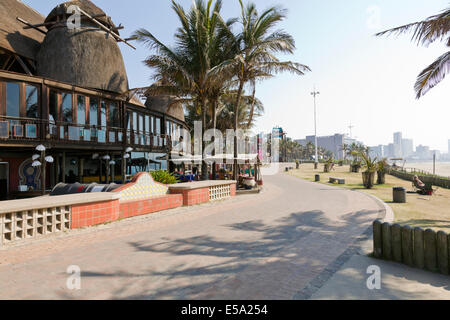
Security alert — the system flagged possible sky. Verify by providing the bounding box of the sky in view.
[23,0,450,152]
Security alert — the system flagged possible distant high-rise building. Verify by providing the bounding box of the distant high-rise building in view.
[393,132,403,157]
[416,145,431,159]
[369,145,383,159]
[295,134,357,160]
[402,139,414,158]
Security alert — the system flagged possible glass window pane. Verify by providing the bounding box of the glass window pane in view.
[77,95,86,125]
[139,115,143,132]
[109,102,120,128]
[145,115,150,133]
[89,98,98,126]
[6,82,20,118]
[155,118,161,134]
[132,112,137,131]
[100,101,107,127]
[61,93,73,123]
[49,90,58,123]
[25,85,38,118]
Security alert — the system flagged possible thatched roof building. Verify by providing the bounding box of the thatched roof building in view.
[36,0,129,93]
[145,96,186,123]
[0,0,45,60]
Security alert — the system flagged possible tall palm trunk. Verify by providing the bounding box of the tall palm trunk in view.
[211,99,217,180]
[233,80,244,181]
[201,98,209,180]
[246,83,256,129]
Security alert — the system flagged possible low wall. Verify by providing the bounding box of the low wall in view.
[169,180,237,206]
[389,169,450,189]
[0,175,238,246]
[373,220,450,275]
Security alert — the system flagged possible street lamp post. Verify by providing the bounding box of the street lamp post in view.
[32,145,54,195]
[311,88,320,169]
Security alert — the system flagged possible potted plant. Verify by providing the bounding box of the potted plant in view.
[376,158,388,184]
[296,160,300,169]
[360,152,377,189]
[324,157,334,173]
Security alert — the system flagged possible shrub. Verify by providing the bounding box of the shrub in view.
[150,170,178,185]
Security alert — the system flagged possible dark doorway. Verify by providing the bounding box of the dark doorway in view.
[0,163,9,200]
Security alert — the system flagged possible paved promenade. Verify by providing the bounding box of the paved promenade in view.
[2,166,448,300]
[0,167,383,299]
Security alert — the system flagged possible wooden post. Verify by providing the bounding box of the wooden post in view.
[424,229,438,272]
[382,222,392,260]
[392,224,402,263]
[413,227,425,269]
[41,150,46,195]
[62,152,66,183]
[373,220,383,258]
[99,158,103,184]
[401,225,413,267]
[121,152,126,183]
[437,231,449,275]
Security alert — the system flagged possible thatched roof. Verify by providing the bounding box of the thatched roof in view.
[45,0,118,33]
[145,95,186,123]
[36,0,128,93]
[0,0,45,60]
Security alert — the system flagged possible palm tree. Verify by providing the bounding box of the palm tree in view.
[133,0,234,180]
[376,6,449,98]
[216,1,311,179]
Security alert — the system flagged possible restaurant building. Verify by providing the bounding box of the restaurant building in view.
[0,0,187,200]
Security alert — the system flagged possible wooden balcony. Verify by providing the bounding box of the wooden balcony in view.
[0,115,169,151]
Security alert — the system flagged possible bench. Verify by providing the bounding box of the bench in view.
[329,177,345,185]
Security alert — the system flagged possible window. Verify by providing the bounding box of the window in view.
[25,85,38,118]
[61,93,73,123]
[155,117,161,134]
[6,82,20,118]
[100,101,107,128]
[109,102,120,128]
[77,95,86,125]
[145,115,150,133]
[49,90,58,123]
[89,98,98,126]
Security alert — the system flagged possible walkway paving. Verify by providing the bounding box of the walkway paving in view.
[311,237,450,300]
[0,168,383,299]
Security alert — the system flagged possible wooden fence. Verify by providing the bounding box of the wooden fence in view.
[388,168,450,189]
[373,220,450,275]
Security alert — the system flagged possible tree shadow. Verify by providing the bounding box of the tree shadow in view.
[69,208,383,300]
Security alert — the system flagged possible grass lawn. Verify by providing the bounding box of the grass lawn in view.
[288,163,450,233]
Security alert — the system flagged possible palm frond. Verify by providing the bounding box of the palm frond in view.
[415,51,450,98]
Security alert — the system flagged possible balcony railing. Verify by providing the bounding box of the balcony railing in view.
[0,116,169,150]
[0,116,42,141]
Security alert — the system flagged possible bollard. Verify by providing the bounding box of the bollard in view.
[401,225,414,267]
[382,222,392,260]
[373,220,383,258]
[424,229,438,272]
[392,224,402,263]
[437,231,449,275]
[315,174,320,182]
[413,227,425,269]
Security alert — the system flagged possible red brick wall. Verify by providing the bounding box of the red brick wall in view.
[170,187,210,206]
[119,194,183,219]
[230,183,236,196]
[71,200,120,229]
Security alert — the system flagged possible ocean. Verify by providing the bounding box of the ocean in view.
[404,161,450,178]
